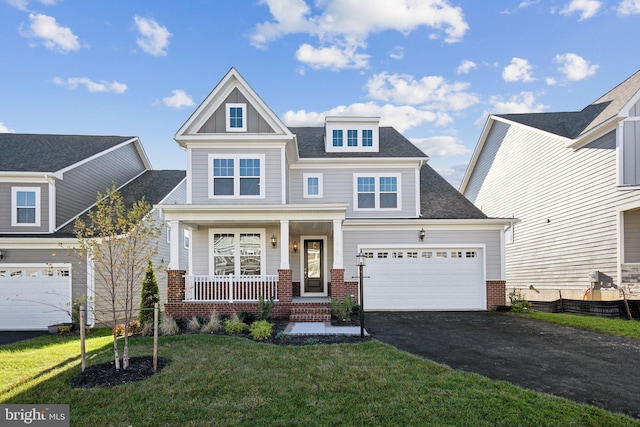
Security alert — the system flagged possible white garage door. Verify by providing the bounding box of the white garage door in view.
[0,265,72,330]
[363,248,485,310]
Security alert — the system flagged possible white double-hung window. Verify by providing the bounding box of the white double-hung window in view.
[303,173,323,198]
[354,173,400,210]
[11,187,41,226]
[209,154,265,198]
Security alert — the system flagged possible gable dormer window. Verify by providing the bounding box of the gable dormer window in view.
[12,187,41,226]
[226,103,247,132]
[325,116,379,153]
[332,130,343,147]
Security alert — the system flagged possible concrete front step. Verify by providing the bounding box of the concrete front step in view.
[289,303,332,322]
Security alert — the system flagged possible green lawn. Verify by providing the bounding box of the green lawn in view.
[2,330,639,426]
[515,311,640,338]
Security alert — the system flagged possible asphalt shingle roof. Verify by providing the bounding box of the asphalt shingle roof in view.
[496,69,640,139]
[419,163,487,219]
[0,133,135,172]
[290,126,427,158]
[3,170,186,238]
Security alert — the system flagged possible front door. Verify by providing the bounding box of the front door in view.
[304,240,323,293]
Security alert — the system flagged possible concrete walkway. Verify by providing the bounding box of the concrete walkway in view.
[284,322,368,336]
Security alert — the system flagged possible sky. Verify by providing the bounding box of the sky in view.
[2,0,640,188]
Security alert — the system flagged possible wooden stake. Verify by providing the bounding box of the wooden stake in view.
[153,302,158,372]
[80,304,86,372]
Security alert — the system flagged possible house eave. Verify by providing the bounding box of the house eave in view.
[567,116,621,149]
[290,157,427,169]
[344,217,515,229]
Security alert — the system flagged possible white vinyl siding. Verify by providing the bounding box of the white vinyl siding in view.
[465,121,640,289]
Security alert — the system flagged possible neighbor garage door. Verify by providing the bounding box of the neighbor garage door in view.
[363,247,485,310]
[0,265,72,330]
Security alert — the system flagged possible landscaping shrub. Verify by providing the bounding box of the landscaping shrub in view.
[160,316,179,336]
[139,260,160,329]
[508,288,532,313]
[249,320,273,341]
[224,313,248,334]
[238,311,256,325]
[201,309,222,333]
[331,295,355,321]
[258,296,274,321]
[187,316,201,333]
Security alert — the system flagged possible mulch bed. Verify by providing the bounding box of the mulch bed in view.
[69,318,370,388]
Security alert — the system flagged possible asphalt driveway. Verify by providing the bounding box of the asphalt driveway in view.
[365,311,640,419]
[0,331,48,346]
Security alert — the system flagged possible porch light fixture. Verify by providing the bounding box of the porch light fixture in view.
[271,235,277,248]
[293,241,298,252]
[0,250,4,261]
[419,228,425,241]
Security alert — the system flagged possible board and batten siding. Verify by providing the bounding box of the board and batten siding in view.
[56,142,147,228]
[289,167,417,218]
[0,182,49,232]
[190,147,283,204]
[465,121,640,289]
[197,88,275,134]
[341,228,501,281]
[624,208,640,262]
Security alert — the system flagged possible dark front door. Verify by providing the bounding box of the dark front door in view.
[304,240,323,293]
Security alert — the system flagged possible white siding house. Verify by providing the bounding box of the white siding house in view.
[461,69,640,301]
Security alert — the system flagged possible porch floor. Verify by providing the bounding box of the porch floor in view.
[284,322,368,336]
[291,296,331,303]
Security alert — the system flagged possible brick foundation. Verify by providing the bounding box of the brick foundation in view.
[487,280,506,311]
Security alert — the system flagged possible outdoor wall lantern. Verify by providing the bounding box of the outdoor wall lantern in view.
[356,249,366,338]
[293,241,298,252]
[271,235,277,248]
[0,250,4,261]
[419,228,426,241]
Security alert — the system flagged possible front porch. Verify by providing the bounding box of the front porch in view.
[165,269,359,321]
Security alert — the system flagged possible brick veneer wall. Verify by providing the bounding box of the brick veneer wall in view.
[487,280,506,311]
[164,269,295,319]
[330,269,345,299]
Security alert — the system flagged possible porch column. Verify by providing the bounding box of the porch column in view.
[168,220,180,270]
[333,219,343,269]
[280,219,290,269]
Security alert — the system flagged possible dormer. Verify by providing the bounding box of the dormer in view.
[324,116,380,153]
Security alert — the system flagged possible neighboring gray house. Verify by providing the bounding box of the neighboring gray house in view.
[460,70,640,302]
[158,68,510,321]
[0,134,186,330]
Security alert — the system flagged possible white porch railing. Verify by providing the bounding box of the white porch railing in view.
[184,275,278,302]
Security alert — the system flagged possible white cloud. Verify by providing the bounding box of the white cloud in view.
[283,102,452,133]
[456,60,477,75]
[53,77,127,93]
[0,122,16,133]
[502,58,535,83]
[410,136,471,157]
[250,0,469,69]
[389,46,404,60]
[475,92,547,126]
[295,43,370,70]
[546,77,558,85]
[4,0,57,11]
[365,72,479,111]
[560,0,602,20]
[434,163,468,189]
[617,0,640,14]
[21,13,80,53]
[554,53,598,81]
[155,90,194,109]
[134,16,171,57]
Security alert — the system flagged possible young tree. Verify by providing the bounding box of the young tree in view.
[139,259,160,329]
[75,183,161,370]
